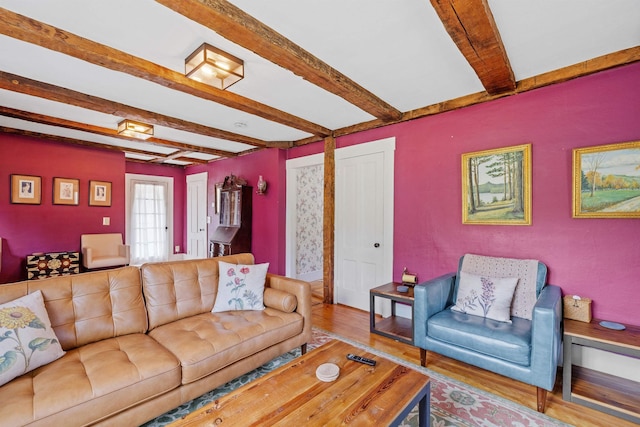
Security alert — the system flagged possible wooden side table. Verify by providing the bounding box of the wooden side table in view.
[370,282,414,345]
[563,318,640,424]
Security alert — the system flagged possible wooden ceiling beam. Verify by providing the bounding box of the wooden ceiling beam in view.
[295,46,640,145]
[430,0,516,95]
[0,71,269,147]
[0,7,329,137]
[156,0,402,122]
[0,126,210,165]
[0,106,235,158]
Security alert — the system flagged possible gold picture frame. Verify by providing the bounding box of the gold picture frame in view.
[572,140,640,218]
[11,174,42,204]
[53,177,79,205]
[89,180,112,206]
[462,143,532,225]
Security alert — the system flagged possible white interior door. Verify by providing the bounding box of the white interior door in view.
[187,172,208,258]
[335,138,395,312]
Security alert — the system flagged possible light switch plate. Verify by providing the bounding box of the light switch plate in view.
[102,217,110,226]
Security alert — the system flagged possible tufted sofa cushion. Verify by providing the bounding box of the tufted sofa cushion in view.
[0,334,180,426]
[23,266,147,350]
[141,254,254,330]
[148,308,303,384]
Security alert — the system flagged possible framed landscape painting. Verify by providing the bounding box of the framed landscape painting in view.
[462,143,531,225]
[573,140,640,218]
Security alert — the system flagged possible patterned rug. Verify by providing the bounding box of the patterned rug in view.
[144,329,571,427]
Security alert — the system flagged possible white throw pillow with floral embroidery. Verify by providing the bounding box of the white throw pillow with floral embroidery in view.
[451,271,519,323]
[212,262,269,312]
[0,290,65,386]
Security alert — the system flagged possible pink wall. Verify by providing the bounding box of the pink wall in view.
[0,135,126,283]
[125,162,186,254]
[187,148,286,273]
[333,62,638,325]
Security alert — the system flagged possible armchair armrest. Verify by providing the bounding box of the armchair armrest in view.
[530,284,562,391]
[82,247,93,263]
[413,273,456,348]
[118,244,130,264]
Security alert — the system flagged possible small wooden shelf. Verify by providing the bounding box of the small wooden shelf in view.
[370,282,414,345]
[563,318,640,424]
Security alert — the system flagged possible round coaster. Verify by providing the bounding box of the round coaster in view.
[316,363,340,382]
[599,320,625,330]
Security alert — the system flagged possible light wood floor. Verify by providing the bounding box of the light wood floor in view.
[312,302,635,427]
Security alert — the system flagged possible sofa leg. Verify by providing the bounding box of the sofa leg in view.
[301,343,307,355]
[420,348,427,367]
[536,387,547,412]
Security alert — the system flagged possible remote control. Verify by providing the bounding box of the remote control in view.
[347,353,376,366]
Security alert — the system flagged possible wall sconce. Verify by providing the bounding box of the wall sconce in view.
[185,43,244,90]
[117,119,154,140]
[256,175,267,195]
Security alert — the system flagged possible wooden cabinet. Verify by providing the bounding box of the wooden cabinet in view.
[210,185,252,257]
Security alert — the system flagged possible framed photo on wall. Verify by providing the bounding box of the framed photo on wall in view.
[572,140,640,218]
[89,180,112,206]
[462,143,532,225]
[11,174,42,204]
[53,177,79,205]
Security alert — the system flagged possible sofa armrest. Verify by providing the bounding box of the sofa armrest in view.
[413,273,456,348]
[265,274,312,339]
[530,284,562,391]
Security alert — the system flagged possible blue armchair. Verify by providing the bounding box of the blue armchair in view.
[413,254,562,412]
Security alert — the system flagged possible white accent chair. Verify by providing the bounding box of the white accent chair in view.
[81,233,130,270]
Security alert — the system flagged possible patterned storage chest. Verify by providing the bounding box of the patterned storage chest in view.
[26,251,80,280]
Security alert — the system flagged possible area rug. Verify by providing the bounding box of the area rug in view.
[144,328,571,427]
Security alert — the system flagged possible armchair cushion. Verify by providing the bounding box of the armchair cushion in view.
[429,309,532,366]
[451,271,519,322]
[458,254,543,320]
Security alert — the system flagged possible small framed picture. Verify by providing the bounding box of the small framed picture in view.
[11,174,42,204]
[89,180,112,206]
[53,177,79,205]
[572,140,640,218]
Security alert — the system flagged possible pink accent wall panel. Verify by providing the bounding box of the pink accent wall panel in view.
[0,136,126,282]
[288,62,640,324]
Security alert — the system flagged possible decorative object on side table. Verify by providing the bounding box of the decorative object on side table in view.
[401,267,418,285]
[562,294,592,322]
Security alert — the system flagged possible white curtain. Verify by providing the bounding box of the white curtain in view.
[130,180,168,264]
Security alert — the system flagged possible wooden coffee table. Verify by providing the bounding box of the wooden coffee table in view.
[171,339,430,426]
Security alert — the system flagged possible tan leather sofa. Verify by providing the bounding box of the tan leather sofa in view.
[0,254,311,427]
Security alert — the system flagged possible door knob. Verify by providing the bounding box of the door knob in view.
[374,243,380,248]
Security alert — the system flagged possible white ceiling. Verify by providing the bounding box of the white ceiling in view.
[0,0,638,165]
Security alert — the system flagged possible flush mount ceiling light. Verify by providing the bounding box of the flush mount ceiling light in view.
[185,43,244,90]
[117,119,154,140]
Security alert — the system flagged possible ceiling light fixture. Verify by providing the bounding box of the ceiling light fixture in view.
[117,119,154,140]
[185,43,244,90]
